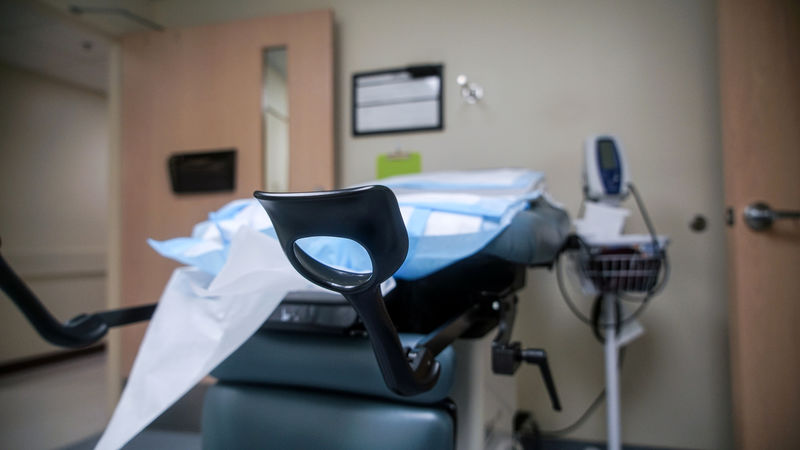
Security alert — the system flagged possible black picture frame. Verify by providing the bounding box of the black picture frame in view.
[352,64,444,136]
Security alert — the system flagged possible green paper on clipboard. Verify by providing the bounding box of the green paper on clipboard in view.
[376,152,422,179]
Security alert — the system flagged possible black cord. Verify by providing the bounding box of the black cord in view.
[560,183,671,328]
[555,238,664,330]
[540,347,627,437]
[555,251,593,325]
[591,295,624,343]
[627,181,671,298]
[627,183,659,251]
[576,197,587,219]
[541,390,606,437]
[647,248,671,297]
[542,183,669,438]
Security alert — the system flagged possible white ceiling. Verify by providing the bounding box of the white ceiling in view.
[0,0,161,93]
[39,0,161,36]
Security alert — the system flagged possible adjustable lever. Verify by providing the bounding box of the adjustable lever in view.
[492,341,561,411]
[254,185,441,396]
[521,348,561,411]
[0,249,155,348]
[491,296,562,411]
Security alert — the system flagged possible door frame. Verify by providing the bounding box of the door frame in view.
[107,10,334,398]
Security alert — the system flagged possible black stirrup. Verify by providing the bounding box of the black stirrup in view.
[254,185,440,396]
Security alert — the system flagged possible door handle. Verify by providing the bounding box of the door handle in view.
[743,202,800,231]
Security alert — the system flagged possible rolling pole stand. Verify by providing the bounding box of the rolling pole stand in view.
[603,293,621,450]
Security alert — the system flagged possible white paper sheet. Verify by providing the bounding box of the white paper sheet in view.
[424,211,483,236]
[95,227,312,450]
[573,202,630,239]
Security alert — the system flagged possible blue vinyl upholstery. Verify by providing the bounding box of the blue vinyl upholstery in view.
[204,332,456,449]
[202,383,454,450]
[211,332,455,404]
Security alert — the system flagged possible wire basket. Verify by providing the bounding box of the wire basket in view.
[577,247,662,293]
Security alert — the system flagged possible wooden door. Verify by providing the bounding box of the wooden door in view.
[117,10,334,374]
[718,0,800,447]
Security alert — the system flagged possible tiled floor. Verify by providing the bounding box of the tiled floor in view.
[61,429,201,450]
[0,353,109,450]
[0,352,203,450]
[0,352,670,450]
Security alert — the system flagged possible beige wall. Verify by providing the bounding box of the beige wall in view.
[152,1,729,448]
[0,64,108,362]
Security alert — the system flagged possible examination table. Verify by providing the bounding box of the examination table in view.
[0,179,570,450]
[201,186,569,449]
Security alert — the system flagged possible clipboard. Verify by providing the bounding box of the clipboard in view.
[376,151,422,179]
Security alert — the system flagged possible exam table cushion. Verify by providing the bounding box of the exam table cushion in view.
[149,169,570,280]
[481,197,570,266]
[211,332,456,405]
[202,383,454,450]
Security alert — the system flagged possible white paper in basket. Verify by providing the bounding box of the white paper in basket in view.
[95,226,313,450]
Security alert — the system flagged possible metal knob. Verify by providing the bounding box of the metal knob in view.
[743,202,800,231]
[456,74,483,104]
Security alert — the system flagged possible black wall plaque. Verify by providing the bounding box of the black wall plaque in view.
[168,149,236,194]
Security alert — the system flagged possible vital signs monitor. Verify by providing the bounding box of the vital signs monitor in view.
[583,135,629,203]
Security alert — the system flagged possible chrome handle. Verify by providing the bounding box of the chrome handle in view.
[743,202,800,231]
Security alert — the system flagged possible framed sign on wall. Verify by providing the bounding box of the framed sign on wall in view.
[352,64,443,136]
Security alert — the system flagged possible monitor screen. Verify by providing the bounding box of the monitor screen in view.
[598,140,618,170]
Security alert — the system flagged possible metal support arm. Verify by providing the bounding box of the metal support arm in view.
[0,250,155,348]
